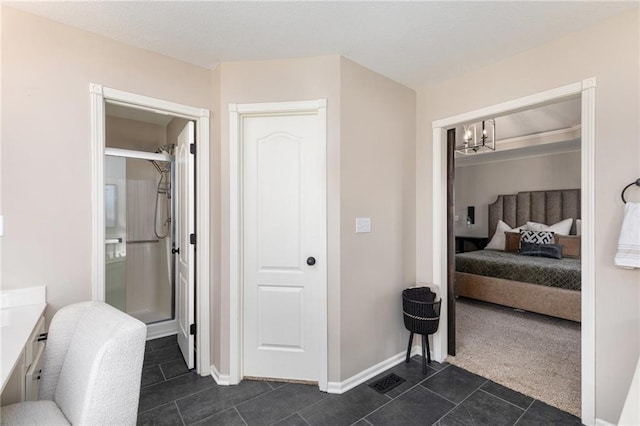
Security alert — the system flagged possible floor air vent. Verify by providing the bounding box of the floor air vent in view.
[368,373,406,394]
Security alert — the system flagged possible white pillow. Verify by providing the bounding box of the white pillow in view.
[485,220,525,250]
[576,219,581,236]
[526,218,573,236]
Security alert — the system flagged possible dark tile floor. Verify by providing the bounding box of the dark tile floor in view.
[138,336,582,426]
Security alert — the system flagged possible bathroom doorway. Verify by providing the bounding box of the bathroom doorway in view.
[90,84,211,375]
[104,104,196,367]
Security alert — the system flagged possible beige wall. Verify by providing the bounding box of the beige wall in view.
[166,117,191,146]
[339,58,416,379]
[0,7,211,322]
[455,151,581,237]
[416,10,639,423]
[106,116,167,152]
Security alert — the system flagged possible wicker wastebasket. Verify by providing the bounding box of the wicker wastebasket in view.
[402,286,441,374]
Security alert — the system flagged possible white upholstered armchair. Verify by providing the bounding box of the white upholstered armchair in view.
[1,301,146,425]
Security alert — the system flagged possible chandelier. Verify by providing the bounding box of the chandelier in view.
[456,119,496,155]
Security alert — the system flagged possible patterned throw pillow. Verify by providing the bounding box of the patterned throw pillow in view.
[518,242,563,259]
[520,229,555,245]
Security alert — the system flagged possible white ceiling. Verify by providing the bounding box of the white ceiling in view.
[494,98,581,140]
[7,1,637,89]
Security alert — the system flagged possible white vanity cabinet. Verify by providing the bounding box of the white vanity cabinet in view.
[0,287,47,405]
[24,315,46,400]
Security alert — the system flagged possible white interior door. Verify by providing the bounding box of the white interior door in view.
[176,121,195,369]
[242,112,326,382]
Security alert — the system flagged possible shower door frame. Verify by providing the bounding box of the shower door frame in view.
[90,84,211,377]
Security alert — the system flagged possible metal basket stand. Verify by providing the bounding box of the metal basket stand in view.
[402,287,442,375]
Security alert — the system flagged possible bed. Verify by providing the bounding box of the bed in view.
[454,189,582,322]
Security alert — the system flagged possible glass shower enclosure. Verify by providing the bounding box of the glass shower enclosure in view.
[105,148,174,324]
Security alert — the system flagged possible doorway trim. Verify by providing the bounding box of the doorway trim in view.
[431,79,596,425]
[228,99,328,391]
[89,84,211,376]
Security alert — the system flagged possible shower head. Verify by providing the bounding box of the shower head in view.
[156,144,175,156]
[149,144,174,174]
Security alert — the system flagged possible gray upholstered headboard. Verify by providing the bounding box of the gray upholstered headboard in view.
[488,189,581,237]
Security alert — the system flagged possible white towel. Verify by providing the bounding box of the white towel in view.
[615,202,640,269]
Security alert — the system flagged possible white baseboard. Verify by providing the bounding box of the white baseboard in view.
[211,364,231,386]
[208,345,432,392]
[595,419,615,426]
[146,319,178,340]
[327,345,426,394]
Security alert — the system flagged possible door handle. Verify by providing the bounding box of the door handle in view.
[306,257,316,266]
[172,248,180,254]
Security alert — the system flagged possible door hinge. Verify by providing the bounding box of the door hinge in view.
[190,324,196,335]
[190,143,196,155]
[190,233,196,245]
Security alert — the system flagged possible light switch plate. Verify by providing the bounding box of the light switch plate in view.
[0,216,4,236]
[355,217,371,233]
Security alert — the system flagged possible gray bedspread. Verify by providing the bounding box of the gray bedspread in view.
[455,250,581,291]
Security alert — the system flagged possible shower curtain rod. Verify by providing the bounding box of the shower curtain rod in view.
[105,147,173,162]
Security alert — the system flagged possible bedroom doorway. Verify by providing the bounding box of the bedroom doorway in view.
[447,100,583,416]
[431,79,596,425]
[448,98,582,352]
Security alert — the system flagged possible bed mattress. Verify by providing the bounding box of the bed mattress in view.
[455,249,581,291]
